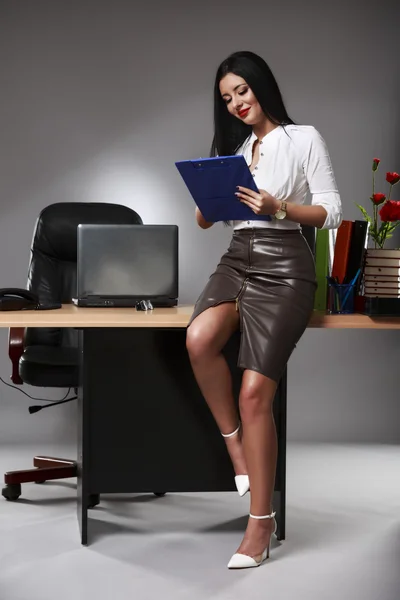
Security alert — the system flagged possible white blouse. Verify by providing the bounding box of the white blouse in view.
[232,124,342,231]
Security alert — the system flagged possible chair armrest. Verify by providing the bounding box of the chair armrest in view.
[8,327,25,384]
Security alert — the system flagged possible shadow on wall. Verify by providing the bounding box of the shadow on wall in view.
[0,1,223,217]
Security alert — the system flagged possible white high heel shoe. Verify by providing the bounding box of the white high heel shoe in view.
[221,423,249,497]
[227,511,277,569]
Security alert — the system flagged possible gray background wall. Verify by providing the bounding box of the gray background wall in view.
[0,0,399,448]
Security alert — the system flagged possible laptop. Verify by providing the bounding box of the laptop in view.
[73,224,179,308]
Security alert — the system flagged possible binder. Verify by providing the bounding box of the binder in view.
[314,228,330,310]
[345,220,368,293]
[328,228,337,275]
[331,220,353,283]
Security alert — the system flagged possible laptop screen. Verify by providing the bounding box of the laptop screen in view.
[77,224,178,299]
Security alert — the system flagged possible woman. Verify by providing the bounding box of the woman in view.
[186,50,342,569]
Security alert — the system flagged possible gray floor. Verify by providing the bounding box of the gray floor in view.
[0,443,399,600]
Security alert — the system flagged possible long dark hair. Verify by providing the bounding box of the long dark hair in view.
[210,51,295,157]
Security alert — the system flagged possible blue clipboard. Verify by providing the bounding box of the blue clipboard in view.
[175,155,271,222]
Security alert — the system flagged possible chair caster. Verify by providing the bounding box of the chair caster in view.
[88,494,100,509]
[153,492,166,497]
[2,483,21,501]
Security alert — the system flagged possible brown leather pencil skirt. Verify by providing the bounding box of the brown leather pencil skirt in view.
[188,228,317,382]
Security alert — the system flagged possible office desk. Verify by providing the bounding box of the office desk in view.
[2,306,400,546]
[2,304,400,329]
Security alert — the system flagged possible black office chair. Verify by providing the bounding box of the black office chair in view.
[3,202,142,502]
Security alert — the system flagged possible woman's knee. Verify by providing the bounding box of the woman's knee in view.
[186,303,238,362]
[186,323,214,362]
[239,373,276,421]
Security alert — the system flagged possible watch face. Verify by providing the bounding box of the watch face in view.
[275,209,286,220]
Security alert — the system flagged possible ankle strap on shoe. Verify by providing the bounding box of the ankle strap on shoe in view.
[221,423,241,438]
[249,511,276,520]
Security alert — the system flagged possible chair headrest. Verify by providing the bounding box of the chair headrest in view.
[31,202,142,262]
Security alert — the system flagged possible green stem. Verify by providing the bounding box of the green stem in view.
[372,170,377,247]
[382,222,389,248]
[380,185,393,248]
[373,204,378,248]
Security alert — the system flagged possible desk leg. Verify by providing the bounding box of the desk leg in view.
[274,367,287,541]
[77,466,88,545]
[77,330,88,546]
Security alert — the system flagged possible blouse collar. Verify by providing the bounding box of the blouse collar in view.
[247,125,283,147]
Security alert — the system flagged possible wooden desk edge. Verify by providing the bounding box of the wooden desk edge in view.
[1,306,400,329]
[309,311,400,329]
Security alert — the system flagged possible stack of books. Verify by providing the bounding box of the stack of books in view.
[363,249,400,298]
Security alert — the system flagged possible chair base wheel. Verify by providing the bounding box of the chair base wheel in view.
[153,492,166,497]
[2,483,21,501]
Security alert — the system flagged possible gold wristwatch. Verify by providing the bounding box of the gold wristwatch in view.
[274,200,287,220]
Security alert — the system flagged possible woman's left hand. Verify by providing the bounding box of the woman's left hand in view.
[235,186,280,216]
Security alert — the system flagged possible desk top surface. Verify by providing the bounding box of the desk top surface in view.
[1,304,400,329]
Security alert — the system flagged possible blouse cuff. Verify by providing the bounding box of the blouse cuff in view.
[311,192,342,229]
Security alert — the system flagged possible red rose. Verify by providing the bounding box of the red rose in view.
[379,200,400,222]
[371,193,386,205]
[386,172,400,185]
[372,158,380,171]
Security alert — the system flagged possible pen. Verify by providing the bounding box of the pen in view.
[341,268,361,311]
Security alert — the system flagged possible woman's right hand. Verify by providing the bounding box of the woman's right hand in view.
[195,207,214,229]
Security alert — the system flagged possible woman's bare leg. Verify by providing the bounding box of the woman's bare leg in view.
[186,303,246,475]
[235,370,278,556]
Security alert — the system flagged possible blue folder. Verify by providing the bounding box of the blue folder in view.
[175,155,271,222]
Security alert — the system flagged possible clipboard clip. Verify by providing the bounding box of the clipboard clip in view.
[193,160,231,169]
